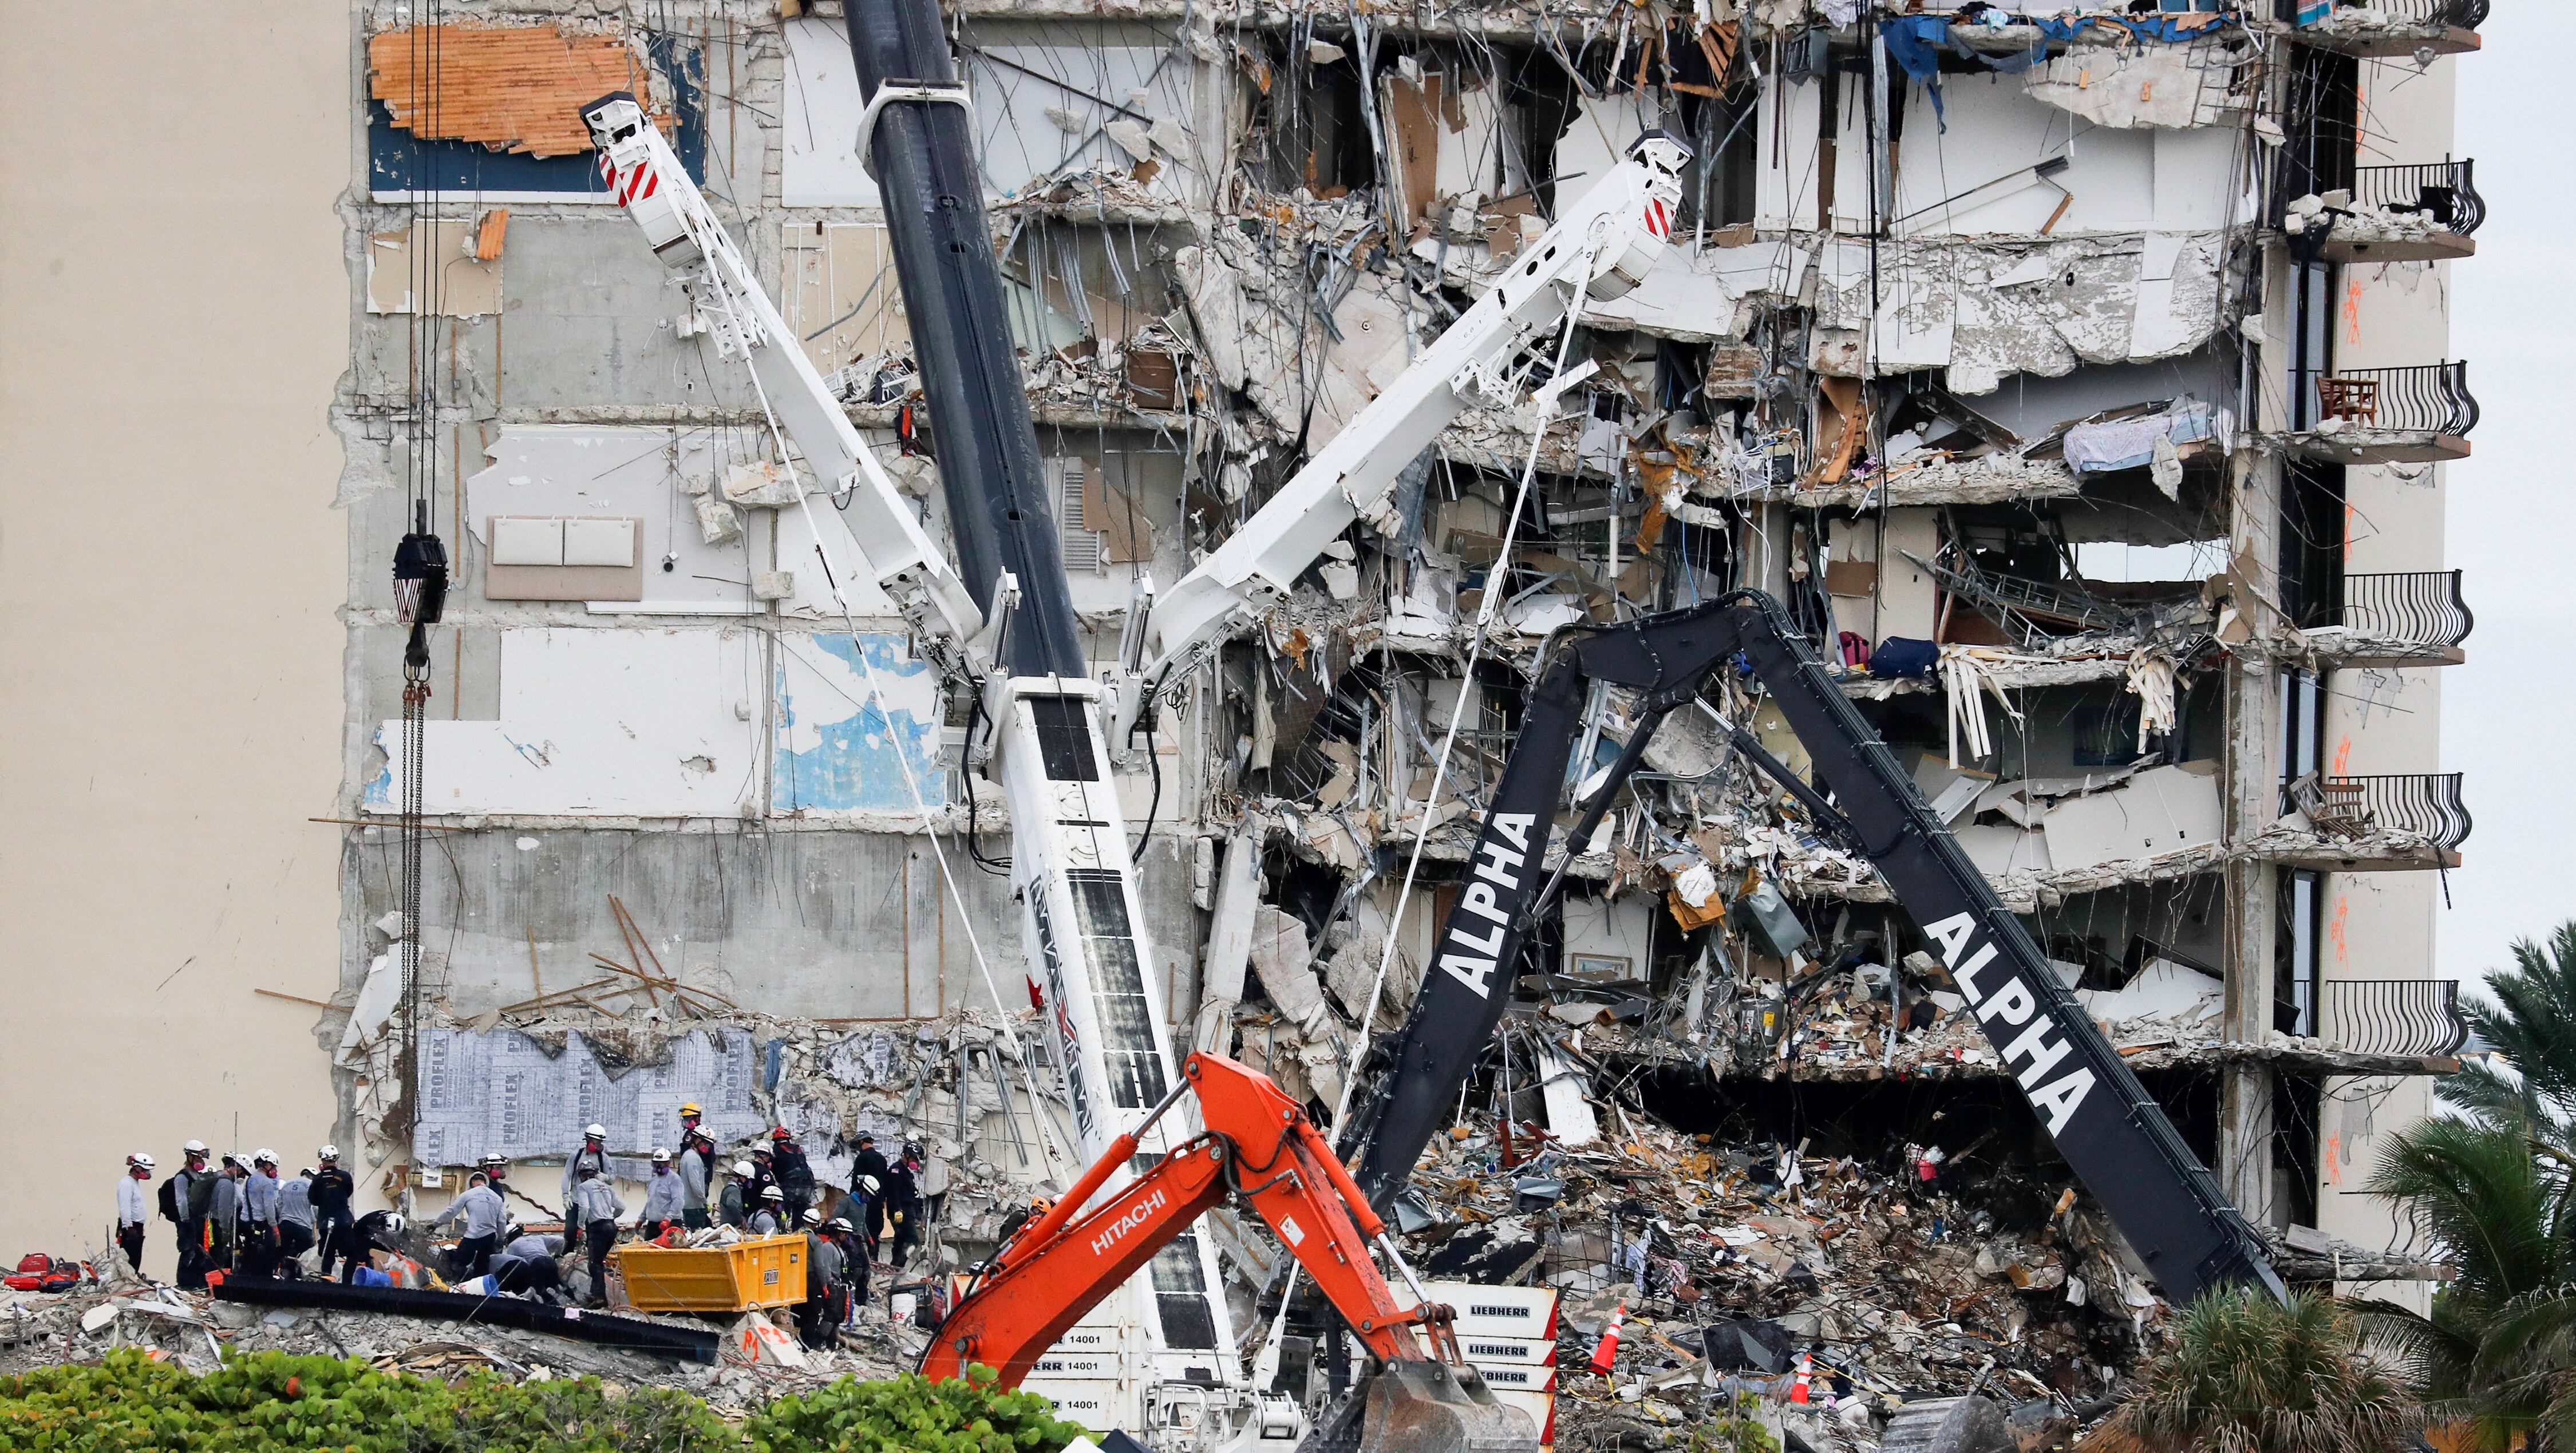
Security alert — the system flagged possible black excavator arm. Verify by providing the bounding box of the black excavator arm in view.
[1344,589,2280,1306]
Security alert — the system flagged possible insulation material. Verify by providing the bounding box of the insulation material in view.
[779,19,881,206]
[409,1026,766,1171]
[2038,764,2223,874]
[783,224,910,374]
[368,25,651,157]
[769,634,948,815]
[366,220,502,317]
[364,628,763,817]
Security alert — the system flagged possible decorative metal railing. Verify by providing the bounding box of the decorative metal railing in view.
[2320,977,2468,1057]
[2300,361,2479,437]
[2285,772,2472,851]
[2348,159,2485,235]
[2328,570,2474,650]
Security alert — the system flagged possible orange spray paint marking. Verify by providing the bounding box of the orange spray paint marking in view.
[2344,278,2365,346]
[2330,894,2350,969]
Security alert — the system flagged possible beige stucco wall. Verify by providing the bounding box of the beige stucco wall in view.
[0,3,351,1274]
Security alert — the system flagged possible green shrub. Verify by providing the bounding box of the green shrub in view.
[0,1350,1086,1453]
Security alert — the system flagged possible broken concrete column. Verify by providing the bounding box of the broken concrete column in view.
[1246,906,1326,1027]
[1192,827,1263,1057]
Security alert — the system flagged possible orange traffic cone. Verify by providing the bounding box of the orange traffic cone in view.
[1589,1302,1627,1375]
[1788,1349,1813,1404]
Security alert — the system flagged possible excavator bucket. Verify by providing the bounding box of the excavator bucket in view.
[1345,1360,1538,1453]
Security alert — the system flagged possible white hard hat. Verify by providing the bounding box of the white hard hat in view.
[318,1145,339,1159]
[650,1148,672,1164]
[183,1140,208,1155]
[857,1175,882,1196]
[128,1153,155,1171]
[584,1124,606,1139]
[480,1152,507,1167]
[382,1214,407,1234]
[800,1207,822,1226]
[253,1149,278,1166]
[760,1185,784,1202]
[733,1160,756,1178]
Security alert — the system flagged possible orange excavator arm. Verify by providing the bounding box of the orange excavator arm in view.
[923,1052,1445,1388]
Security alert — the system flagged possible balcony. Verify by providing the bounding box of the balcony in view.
[2305,570,2474,667]
[2317,978,2468,1060]
[2285,0,2484,59]
[2305,160,2486,263]
[2286,361,2478,465]
[2269,771,2470,870]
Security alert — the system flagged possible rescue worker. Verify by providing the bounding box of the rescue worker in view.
[309,1147,355,1279]
[747,1184,787,1236]
[210,1153,248,1272]
[796,1207,841,1349]
[569,1163,623,1308]
[847,1174,884,1263]
[237,1151,283,1280]
[744,1146,778,1212]
[164,1142,220,1289]
[883,1142,926,1271]
[560,1124,611,1211]
[431,1159,507,1279]
[491,1230,566,1300]
[771,1127,815,1226]
[276,1167,316,1276]
[641,1148,685,1239]
[822,1217,862,1331]
[848,1132,890,1247]
[717,1159,753,1228]
[677,1112,715,1230]
[341,1211,409,1285]
[995,1194,1053,1248]
[116,1154,154,1273]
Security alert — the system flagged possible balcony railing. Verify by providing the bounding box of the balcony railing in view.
[2298,361,2479,437]
[2286,772,2472,851]
[2350,159,2486,236]
[2326,570,2475,650]
[2319,978,2468,1058]
[2290,0,2488,28]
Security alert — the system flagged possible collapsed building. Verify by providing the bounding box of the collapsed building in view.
[6,0,2467,1442]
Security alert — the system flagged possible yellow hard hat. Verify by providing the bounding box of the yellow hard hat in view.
[679,1101,702,1116]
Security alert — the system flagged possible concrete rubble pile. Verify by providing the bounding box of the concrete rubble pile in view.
[1380,1054,2152,1450]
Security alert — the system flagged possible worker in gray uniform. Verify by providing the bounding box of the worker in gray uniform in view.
[432,1159,507,1279]
[209,1153,244,1272]
[237,1151,283,1279]
[641,1148,685,1239]
[560,1124,611,1211]
[568,1163,623,1307]
[677,1127,714,1230]
[276,1166,316,1274]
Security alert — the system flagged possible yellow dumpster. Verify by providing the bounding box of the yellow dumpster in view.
[615,1233,807,1312]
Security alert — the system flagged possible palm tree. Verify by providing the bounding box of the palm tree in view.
[2441,920,2576,1140]
[2111,1285,2422,1453]
[2362,1116,2576,1450]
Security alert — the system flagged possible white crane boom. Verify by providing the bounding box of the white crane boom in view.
[580,92,990,676]
[1132,133,1692,712]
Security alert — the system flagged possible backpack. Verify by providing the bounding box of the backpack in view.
[157,1177,179,1224]
[14,1254,48,1274]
